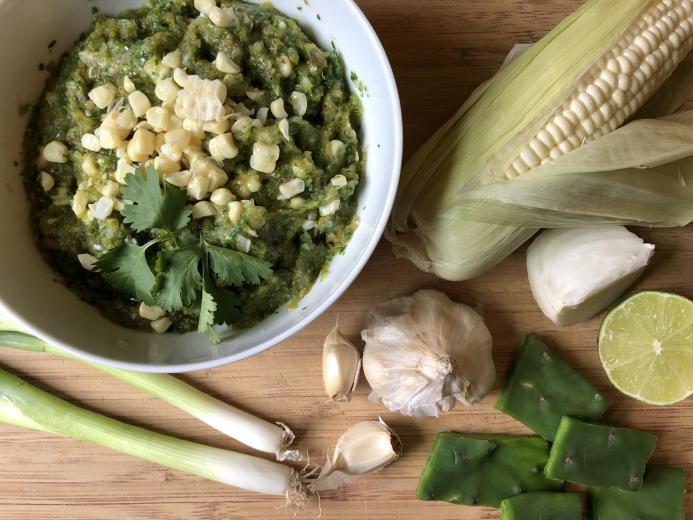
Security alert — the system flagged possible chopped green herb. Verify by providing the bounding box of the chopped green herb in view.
[121,166,191,233]
[93,169,272,342]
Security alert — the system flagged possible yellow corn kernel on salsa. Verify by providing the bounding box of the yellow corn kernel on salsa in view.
[23,0,363,339]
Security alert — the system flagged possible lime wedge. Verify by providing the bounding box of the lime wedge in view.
[599,291,692,406]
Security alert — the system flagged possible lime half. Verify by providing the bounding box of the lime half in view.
[599,291,693,406]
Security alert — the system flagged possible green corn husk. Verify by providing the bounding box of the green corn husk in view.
[388,0,693,281]
[455,112,693,227]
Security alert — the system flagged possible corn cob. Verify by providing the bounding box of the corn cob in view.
[508,0,693,178]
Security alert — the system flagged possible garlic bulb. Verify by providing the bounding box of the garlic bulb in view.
[322,324,361,402]
[309,419,401,492]
[527,226,654,327]
[361,290,495,417]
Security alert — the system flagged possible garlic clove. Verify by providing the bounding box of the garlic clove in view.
[322,324,361,402]
[362,290,495,417]
[527,226,655,326]
[309,419,401,492]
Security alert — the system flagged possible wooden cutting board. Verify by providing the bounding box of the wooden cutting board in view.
[0,1,691,518]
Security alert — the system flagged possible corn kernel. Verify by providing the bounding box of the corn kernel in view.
[289,196,305,209]
[215,52,241,73]
[192,201,217,219]
[128,90,151,118]
[99,180,120,198]
[173,68,188,88]
[228,200,244,224]
[202,118,230,135]
[165,128,192,149]
[208,167,229,190]
[155,78,180,105]
[82,155,99,176]
[188,175,210,200]
[290,91,307,116]
[139,302,165,321]
[77,253,98,271]
[194,0,215,15]
[151,317,172,334]
[43,141,68,163]
[331,174,348,187]
[146,106,170,132]
[72,190,89,218]
[326,139,345,158]
[236,235,251,253]
[112,108,138,137]
[129,128,156,158]
[163,170,192,187]
[81,133,101,152]
[208,133,239,161]
[320,199,341,216]
[115,158,136,184]
[256,107,268,125]
[154,156,180,175]
[270,98,288,119]
[278,119,290,140]
[278,178,305,200]
[210,187,234,206]
[38,171,55,192]
[162,50,181,69]
[277,55,293,78]
[209,6,237,28]
[160,143,183,162]
[247,174,262,193]
[99,127,124,150]
[250,142,280,173]
[92,196,114,220]
[123,76,136,93]
[88,83,117,109]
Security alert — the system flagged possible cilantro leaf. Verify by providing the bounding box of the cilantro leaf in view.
[154,246,203,311]
[121,166,192,233]
[197,287,220,343]
[94,242,156,304]
[206,243,272,287]
[207,284,242,325]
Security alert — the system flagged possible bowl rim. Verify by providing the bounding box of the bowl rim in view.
[0,0,403,373]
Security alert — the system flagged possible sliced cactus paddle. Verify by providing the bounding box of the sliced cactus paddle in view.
[545,417,656,490]
[495,335,609,440]
[590,465,686,520]
[416,432,563,507]
[500,492,582,520]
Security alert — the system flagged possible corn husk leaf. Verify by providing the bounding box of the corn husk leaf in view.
[453,111,693,228]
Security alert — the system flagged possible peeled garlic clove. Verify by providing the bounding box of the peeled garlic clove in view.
[322,324,361,402]
[309,419,401,492]
[527,226,654,327]
[362,289,495,417]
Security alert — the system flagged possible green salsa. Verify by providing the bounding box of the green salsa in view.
[23,0,363,336]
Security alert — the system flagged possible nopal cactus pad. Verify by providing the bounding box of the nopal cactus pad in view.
[495,334,609,440]
[416,432,563,507]
[545,417,656,491]
[590,465,686,520]
[500,492,582,520]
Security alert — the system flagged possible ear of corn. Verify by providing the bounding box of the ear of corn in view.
[388,0,693,281]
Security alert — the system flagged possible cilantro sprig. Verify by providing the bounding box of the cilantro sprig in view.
[94,167,272,342]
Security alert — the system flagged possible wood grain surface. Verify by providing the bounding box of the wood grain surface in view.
[1,1,692,519]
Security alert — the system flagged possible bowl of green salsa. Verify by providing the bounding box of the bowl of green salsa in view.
[0,0,401,371]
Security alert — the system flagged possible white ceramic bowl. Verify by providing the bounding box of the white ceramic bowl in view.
[0,0,401,372]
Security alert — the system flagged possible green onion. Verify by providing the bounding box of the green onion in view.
[0,313,301,461]
[0,364,305,502]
